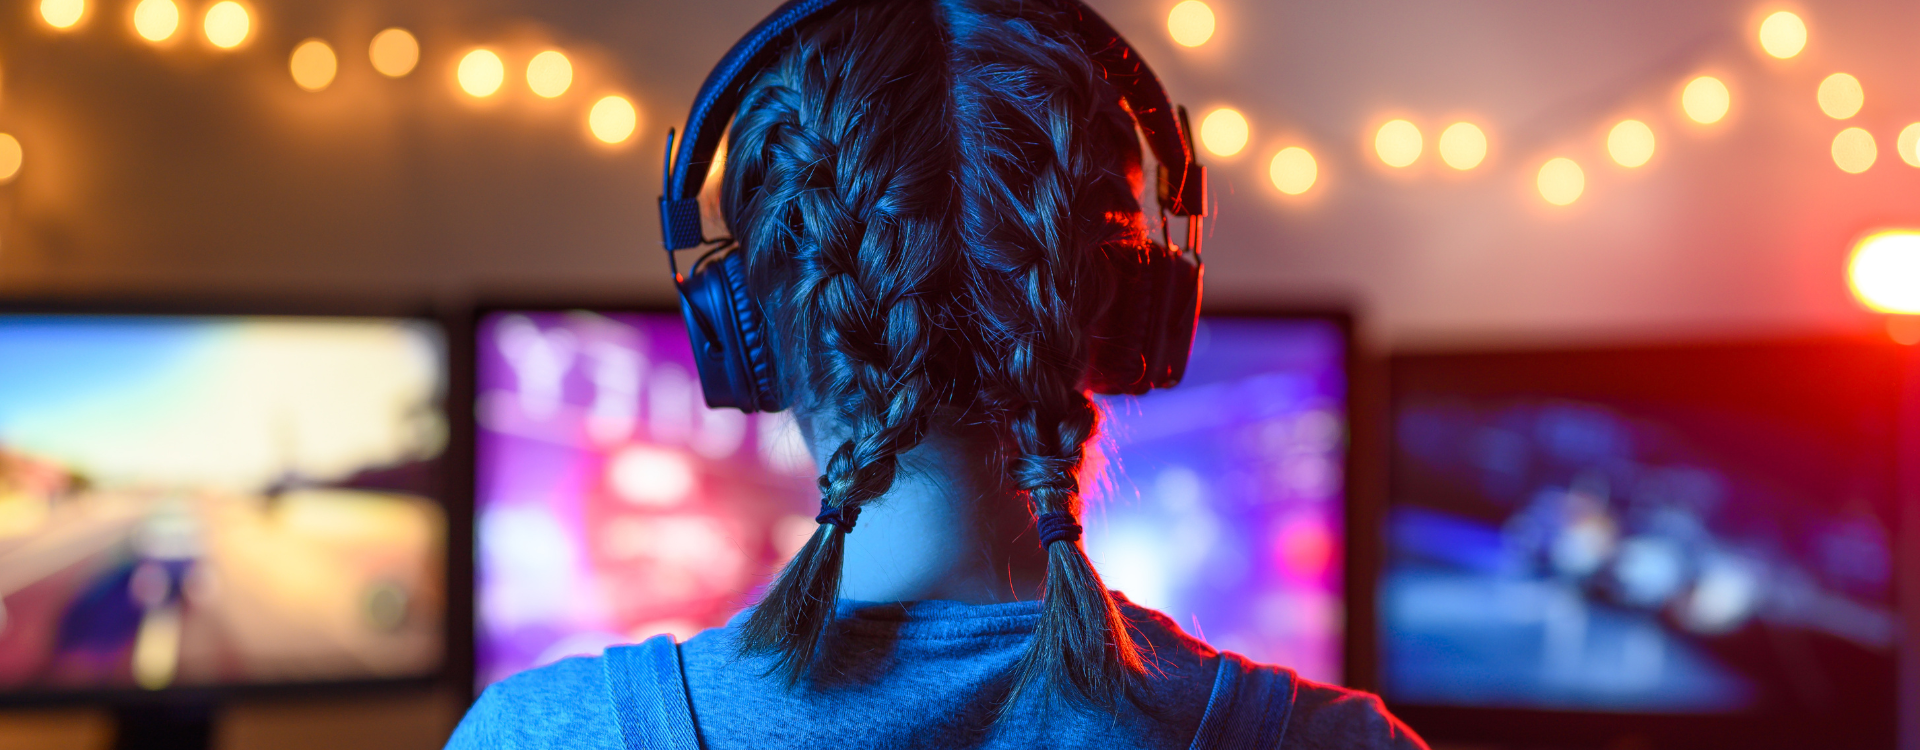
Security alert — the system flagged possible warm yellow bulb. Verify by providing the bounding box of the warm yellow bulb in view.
[1375,120,1422,168]
[1832,127,1876,173]
[1537,158,1584,206]
[1682,76,1730,124]
[1269,147,1316,195]
[202,1,249,49]
[1607,119,1655,168]
[527,50,573,98]
[132,0,178,42]
[0,134,23,183]
[1437,122,1486,170]
[1817,73,1863,119]
[369,28,419,78]
[590,95,638,144]
[458,49,505,98]
[1850,231,1920,314]
[1168,1,1215,48]
[41,0,84,29]
[1898,123,1920,168]
[1758,11,1806,59]
[1199,108,1248,157]
[289,39,336,92]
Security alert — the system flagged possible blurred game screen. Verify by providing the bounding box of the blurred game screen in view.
[1383,342,1898,730]
[0,314,450,694]
[475,311,1349,687]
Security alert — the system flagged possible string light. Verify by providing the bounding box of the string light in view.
[1168,1,1215,48]
[589,95,637,144]
[1375,120,1421,167]
[290,39,336,92]
[1899,124,1920,168]
[1607,120,1655,168]
[132,0,178,42]
[1832,127,1876,173]
[369,28,419,78]
[1537,158,1584,205]
[1199,108,1248,157]
[1757,11,1806,58]
[202,1,249,49]
[1437,122,1486,170]
[1269,147,1316,195]
[0,134,22,183]
[40,0,84,29]
[527,51,572,98]
[1817,73,1862,119]
[1849,231,1920,314]
[1682,76,1730,124]
[458,49,505,98]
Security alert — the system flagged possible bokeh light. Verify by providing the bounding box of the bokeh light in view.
[289,39,336,92]
[1758,11,1806,58]
[1607,119,1655,168]
[1898,123,1920,168]
[1375,119,1422,168]
[458,49,505,98]
[1832,127,1876,173]
[1849,231,1920,314]
[1437,122,1486,170]
[202,1,248,49]
[40,0,83,29]
[0,134,23,183]
[589,95,638,144]
[1200,107,1248,157]
[1269,147,1316,195]
[369,28,419,78]
[1537,157,1584,206]
[1682,76,1730,124]
[527,50,572,98]
[1817,73,1863,119]
[1168,1,1215,48]
[132,0,178,42]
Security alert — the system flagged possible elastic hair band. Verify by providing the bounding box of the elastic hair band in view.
[1036,511,1082,547]
[815,500,860,534]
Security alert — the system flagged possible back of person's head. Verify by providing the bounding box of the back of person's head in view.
[720,0,1156,711]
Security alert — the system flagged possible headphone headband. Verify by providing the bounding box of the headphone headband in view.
[658,0,1207,252]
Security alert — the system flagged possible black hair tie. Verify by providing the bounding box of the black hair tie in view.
[1036,511,1082,547]
[815,500,860,534]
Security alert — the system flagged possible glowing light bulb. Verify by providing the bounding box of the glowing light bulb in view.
[1199,107,1247,157]
[0,134,23,183]
[1817,73,1863,119]
[1607,119,1655,168]
[1269,147,1316,195]
[589,95,638,144]
[1374,120,1421,167]
[1758,11,1806,58]
[202,1,248,49]
[527,50,572,98]
[1832,127,1876,173]
[1682,76,1730,124]
[1537,157,1584,206]
[132,0,178,42]
[369,28,419,78]
[457,49,505,97]
[1168,1,1215,48]
[41,0,83,29]
[1849,230,1920,313]
[289,39,336,92]
[1898,123,1920,168]
[1437,122,1486,170]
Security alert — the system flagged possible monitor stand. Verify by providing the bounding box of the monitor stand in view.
[112,703,213,750]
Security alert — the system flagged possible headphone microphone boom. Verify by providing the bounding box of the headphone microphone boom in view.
[658,0,1207,413]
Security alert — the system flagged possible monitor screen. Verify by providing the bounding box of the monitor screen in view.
[474,311,1348,688]
[1382,342,1898,732]
[0,314,449,694]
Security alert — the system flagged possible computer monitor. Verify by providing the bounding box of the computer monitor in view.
[0,311,452,701]
[473,308,1352,688]
[1381,339,1901,748]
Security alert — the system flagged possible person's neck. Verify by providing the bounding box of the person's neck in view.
[801,420,1048,604]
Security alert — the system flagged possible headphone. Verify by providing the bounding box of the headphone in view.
[659,0,1207,413]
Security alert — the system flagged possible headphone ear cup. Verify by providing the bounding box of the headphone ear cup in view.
[679,251,785,412]
[1148,249,1202,388]
[1085,239,1202,395]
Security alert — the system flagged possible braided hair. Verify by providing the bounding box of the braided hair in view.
[722,0,1150,711]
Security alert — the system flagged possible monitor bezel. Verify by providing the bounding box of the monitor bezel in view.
[0,295,475,709]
